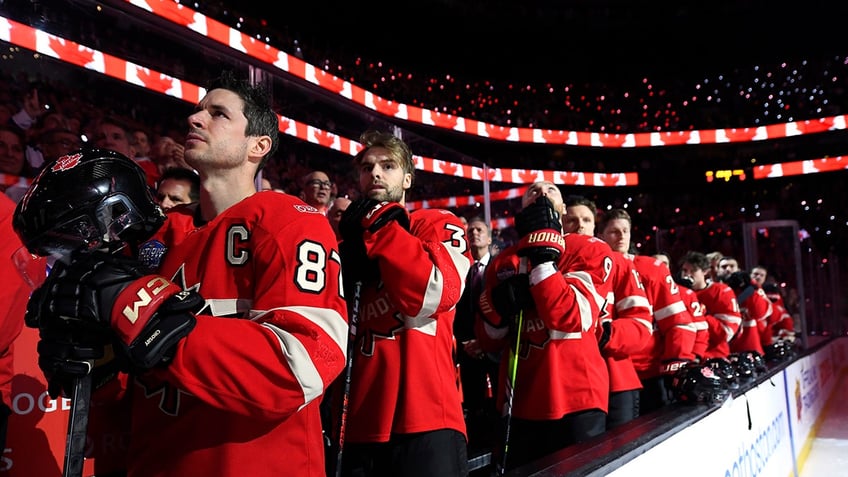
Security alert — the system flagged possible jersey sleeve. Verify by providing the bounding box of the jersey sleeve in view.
[529,242,607,334]
[639,258,697,362]
[364,209,470,319]
[712,284,743,342]
[0,196,26,408]
[604,256,653,358]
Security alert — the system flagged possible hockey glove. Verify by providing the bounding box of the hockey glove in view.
[515,196,564,266]
[514,196,562,237]
[360,200,410,233]
[340,198,410,238]
[723,270,753,293]
[517,229,565,266]
[722,270,757,302]
[36,323,119,399]
[659,359,690,396]
[26,252,201,372]
[659,359,690,377]
[598,321,612,351]
[478,274,532,328]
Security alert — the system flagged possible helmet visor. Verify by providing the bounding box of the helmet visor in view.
[25,194,144,258]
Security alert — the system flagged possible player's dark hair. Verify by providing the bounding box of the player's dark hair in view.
[158,166,201,202]
[207,70,279,170]
[564,195,598,217]
[680,251,711,271]
[597,207,631,233]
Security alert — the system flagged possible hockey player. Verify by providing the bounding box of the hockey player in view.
[563,196,653,429]
[722,270,773,356]
[679,251,742,360]
[336,130,470,477]
[476,182,609,471]
[20,71,349,476]
[597,209,697,414]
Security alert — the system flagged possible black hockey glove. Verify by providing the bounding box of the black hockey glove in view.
[338,199,410,289]
[598,321,612,351]
[340,198,410,237]
[36,323,120,399]
[478,274,532,328]
[515,197,564,266]
[722,270,757,302]
[722,270,753,293]
[514,196,562,237]
[26,251,202,373]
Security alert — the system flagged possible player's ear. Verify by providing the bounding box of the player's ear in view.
[248,135,273,161]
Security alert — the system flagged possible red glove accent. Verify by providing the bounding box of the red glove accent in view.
[478,288,503,328]
[516,229,565,266]
[111,275,182,345]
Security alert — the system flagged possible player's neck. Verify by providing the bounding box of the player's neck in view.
[198,175,256,222]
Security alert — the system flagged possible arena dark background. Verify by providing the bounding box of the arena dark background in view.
[241,0,848,83]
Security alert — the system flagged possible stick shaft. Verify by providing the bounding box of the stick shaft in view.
[63,373,92,477]
[334,280,362,477]
[496,310,523,476]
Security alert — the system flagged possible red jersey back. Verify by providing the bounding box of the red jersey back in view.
[599,247,652,392]
[627,255,696,378]
[695,282,742,359]
[730,287,773,355]
[679,286,708,360]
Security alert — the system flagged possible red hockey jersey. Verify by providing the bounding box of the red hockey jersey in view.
[679,286,708,360]
[628,255,696,379]
[695,282,742,359]
[477,235,609,420]
[344,208,470,443]
[0,194,26,409]
[729,287,773,355]
[95,192,349,477]
[601,247,653,392]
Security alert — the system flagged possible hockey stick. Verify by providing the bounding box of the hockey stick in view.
[63,373,91,477]
[495,309,524,476]
[335,280,363,477]
[496,257,528,476]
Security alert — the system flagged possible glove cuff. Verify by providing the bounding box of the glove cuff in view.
[111,275,183,344]
[529,261,557,285]
[519,229,565,250]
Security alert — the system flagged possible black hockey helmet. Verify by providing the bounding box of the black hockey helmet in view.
[728,351,760,383]
[13,148,165,257]
[705,357,739,389]
[764,341,794,362]
[670,364,731,404]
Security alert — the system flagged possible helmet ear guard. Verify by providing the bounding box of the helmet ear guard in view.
[13,148,165,258]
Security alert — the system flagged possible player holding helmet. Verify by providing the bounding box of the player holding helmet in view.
[18,71,348,477]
